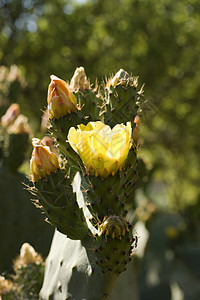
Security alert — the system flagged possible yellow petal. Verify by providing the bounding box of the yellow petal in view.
[68,127,79,152]
[67,121,132,177]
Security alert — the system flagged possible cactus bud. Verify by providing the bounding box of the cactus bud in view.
[47,75,77,119]
[70,66,90,91]
[8,114,31,134]
[99,215,129,240]
[30,138,59,182]
[0,276,13,295]
[1,103,20,127]
[14,243,42,268]
[41,136,60,161]
[40,109,50,132]
[132,115,140,144]
[68,121,132,178]
[106,69,130,89]
[41,136,55,152]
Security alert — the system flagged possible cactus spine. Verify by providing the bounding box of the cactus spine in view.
[29,67,146,299]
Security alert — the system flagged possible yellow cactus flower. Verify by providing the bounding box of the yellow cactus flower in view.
[47,75,77,119]
[30,138,59,182]
[68,121,132,177]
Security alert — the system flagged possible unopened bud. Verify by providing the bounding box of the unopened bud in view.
[99,215,129,240]
[106,69,130,89]
[132,115,140,144]
[1,103,20,127]
[30,138,59,182]
[70,67,90,91]
[41,136,59,158]
[41,109,50,132]
[8,114,31,134]
[14,243,42,269]
[47,75,77,119]
[0,276,13,294]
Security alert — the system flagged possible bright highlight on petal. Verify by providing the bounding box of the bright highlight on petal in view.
[47,75,77,119]
[68,121,132,177]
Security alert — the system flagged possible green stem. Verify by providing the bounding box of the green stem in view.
[96,273,118,300]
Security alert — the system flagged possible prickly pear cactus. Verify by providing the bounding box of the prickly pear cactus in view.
[29,67,146,300]
[0,105,53,273]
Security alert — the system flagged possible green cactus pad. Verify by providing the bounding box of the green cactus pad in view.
[80,145,138,222]
[74,88,102,122]
[104,76,139,128]
[50,112,83,166]
[81,172,126,222]
[121,146,138,201]
[33,169,89,240]
[95,215,133,274]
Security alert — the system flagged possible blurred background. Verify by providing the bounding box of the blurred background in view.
[0,0,200,299]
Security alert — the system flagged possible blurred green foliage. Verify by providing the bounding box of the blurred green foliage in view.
[1,0,199,209]
[0,0,200,298]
